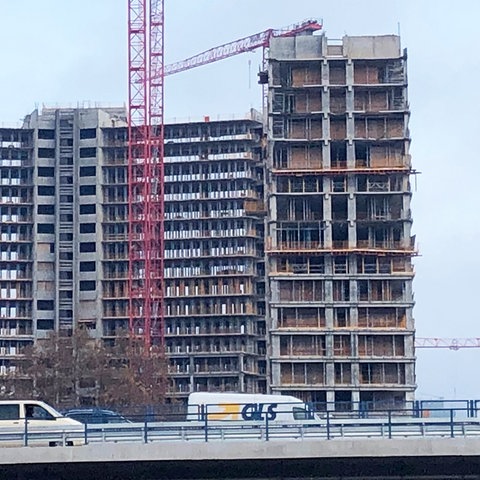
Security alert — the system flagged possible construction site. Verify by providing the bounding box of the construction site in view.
[0,3,417,410]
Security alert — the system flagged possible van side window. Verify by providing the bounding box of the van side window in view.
[25,404,55,420]
[292,407,309,421]
[0,404,20,420]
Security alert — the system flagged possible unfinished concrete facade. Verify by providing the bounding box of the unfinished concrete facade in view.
[0,108,267,402]
[0,126,33,384]
[102,113,268,399]
[162,114,267,398]
[266,34,416,409]
[0,107,127,391]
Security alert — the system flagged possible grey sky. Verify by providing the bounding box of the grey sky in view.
[1,0,478,400]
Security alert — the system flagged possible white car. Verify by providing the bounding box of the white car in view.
[0,400,83,447]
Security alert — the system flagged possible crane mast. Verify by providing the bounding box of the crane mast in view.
[128,0,165,348]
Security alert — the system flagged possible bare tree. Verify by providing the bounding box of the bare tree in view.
[4,328,168,410]
[0,369,31,399]
[20,329,101,409]
[99,333,168,409]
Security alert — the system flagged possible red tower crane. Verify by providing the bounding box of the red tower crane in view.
[128,0,165,348]
[127,7,478,357]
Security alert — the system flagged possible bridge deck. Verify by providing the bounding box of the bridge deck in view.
[1,437,480,480]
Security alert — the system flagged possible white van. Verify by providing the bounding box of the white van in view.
[187,392,321,423]
[0,400,83,446]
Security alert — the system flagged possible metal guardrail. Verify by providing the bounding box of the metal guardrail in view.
[3,406,480,447]
[101,399,480,423]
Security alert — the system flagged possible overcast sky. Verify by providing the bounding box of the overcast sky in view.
[1,0,479,400]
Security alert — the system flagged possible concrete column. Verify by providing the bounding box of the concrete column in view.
[348,194,356,248]
[350,331,358,357]
[346,135,355,168]
[326,361,335,389]
[323,188,332,248]
[346,60,355,170]
[405,362,415,390]
[404,333,415,358]
[239,357,245,391]
[271,360,281,392]
[323,86,330,114]
[270,303,279,330]
[325,307,334,329]
[322,59,329,86]
[403,192,411,220]
[323,138,330,169]
[346,59,354,86]
[325,279,333,304]
[351,389,360,407]
[352,361,360,387]
[324,254,333,275]
[403,220,412,249]
[326,386,335,410]
[268,195,278,249]
[349,254,357,274]
[350,305,358,328]
[346,87,354,112]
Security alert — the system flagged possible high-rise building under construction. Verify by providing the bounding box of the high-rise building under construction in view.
[265,34,415,408]
[0,32,415,409]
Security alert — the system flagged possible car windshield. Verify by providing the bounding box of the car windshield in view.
[25,404,55,420]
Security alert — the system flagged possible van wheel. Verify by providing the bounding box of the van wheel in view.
[49,441,58,447]
[66,441,74,447]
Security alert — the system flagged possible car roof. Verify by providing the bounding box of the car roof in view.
[64,408,120,415]
[0,400,47,405]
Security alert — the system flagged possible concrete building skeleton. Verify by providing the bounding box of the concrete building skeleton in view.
[0,32,415,409]
[266,34,416,408]
[0,108,267,401]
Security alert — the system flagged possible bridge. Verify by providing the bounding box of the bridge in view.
[3,405,480,480]
[2,436,480,480]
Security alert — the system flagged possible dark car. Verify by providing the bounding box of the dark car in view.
[63,408,130,424]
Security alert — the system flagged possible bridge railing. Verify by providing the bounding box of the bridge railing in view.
[99,399,480,423]
[3,404,480,447]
